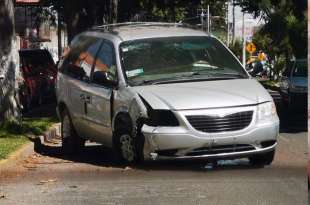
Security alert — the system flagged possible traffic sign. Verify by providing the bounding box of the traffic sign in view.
[258,52,266,61]
[246,42,256,54]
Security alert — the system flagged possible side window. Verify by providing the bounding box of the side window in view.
[61,36,102,82]
[92,41,117,86]
[79,40,103,80]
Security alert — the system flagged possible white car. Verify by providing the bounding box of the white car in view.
[56,22,279,166]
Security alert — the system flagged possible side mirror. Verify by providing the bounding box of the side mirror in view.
[92,71,117,87]
[0,73,4,80]
[67,64,86,80]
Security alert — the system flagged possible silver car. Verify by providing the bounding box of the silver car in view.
[56,22,279,166]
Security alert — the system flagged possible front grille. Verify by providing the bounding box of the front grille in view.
[186,144,255,156]
[186,111,253,133]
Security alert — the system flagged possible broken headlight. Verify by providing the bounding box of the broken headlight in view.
[139,95,179,126]
[146,109,179,127]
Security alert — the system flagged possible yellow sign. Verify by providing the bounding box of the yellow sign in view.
[246,42,256,54]
[258,52,266,61]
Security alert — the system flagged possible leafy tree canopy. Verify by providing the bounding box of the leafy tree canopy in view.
[236,0,307,58]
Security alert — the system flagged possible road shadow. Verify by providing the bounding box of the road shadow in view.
[23,103,57,118]
[276,101,307,133]
[32,137,264,172]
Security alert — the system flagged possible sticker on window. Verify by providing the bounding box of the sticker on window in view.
[126,68,144,78]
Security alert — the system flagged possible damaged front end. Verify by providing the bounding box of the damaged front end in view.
[127,94,180,161]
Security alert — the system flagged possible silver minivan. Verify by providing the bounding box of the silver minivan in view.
[56,23,279,166]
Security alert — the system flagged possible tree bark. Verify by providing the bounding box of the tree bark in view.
[111,0,118,23]
[63,0,98,44]
[0,0,20,123]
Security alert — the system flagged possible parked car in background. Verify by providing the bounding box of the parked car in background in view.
[56,22,279,167]
[19,49,57,111]
[279,59,307,110]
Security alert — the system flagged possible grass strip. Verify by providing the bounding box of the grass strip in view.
[0,117,59,160]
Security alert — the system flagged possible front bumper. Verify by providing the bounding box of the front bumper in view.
[141,106,279,161]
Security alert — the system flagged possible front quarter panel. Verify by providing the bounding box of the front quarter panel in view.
[112,86,148,132]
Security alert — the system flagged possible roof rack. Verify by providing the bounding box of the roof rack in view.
[90,21,202,32]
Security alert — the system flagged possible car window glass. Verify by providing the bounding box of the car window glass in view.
[292,60,307,77]
[79,40,103,79]
[62,36,101,81]
[120,36,247,86]
[92,41,117,85]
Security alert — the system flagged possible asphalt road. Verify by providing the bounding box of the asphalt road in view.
[0,131,307,204]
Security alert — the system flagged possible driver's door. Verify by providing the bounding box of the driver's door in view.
[82,40,117,147]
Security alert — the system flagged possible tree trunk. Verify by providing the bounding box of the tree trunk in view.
[111,0,118,23]
[63,0,98,43]
[0,0,20,123]
[57,10,62,59]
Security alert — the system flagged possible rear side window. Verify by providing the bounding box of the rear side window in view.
[61,36,102,82]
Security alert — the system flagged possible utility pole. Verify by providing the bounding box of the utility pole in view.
[226,1,229,46]
[242,13,246,67]
[207,5,210,33]
[232,0,235,43]
[200,10,205,31]
[198,7,210,33]
[57,11,62,60]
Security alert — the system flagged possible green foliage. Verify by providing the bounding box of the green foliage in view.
[42,0,228,40]
[0,137,28,160]
[0,117,58,137]
[0,117,57,160]
[229,40,243,60]
[236,0,307,58]
[273,55,286,76]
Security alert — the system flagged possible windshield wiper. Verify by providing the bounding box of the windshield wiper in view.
[134,72,202,85]
[213,72,247,79]
[133,72,245,86]
[150,76,240,85]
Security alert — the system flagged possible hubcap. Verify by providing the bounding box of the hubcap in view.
[120,134,135,162]
[62,115,70,140]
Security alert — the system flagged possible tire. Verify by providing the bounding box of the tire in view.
[61,109,85,154]
[114,127,143,164]
[249,150,275,167]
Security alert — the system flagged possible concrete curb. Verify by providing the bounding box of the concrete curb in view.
[39,123,61,144]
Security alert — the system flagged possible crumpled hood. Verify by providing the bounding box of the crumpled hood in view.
[133,79,272,110]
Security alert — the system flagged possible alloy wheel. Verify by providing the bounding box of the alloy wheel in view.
[119,134,135,162]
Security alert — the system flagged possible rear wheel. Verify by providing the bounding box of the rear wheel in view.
[61,109,85,154]
[249,150,275,167]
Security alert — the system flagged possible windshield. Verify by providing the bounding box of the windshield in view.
[120,36,248,86]
[292,60,307,77]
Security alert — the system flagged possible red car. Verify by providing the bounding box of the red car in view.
[18,49,57,111]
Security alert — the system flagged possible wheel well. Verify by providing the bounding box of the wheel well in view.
[58,102,67,118]
[114,113,133,132]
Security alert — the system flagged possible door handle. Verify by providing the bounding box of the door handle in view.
[85,96,91,104]
[80,94,85,100]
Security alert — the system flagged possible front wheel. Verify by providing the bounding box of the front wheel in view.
[249,150,275,167]
[61,109,85,154]
[114,128,143,164]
